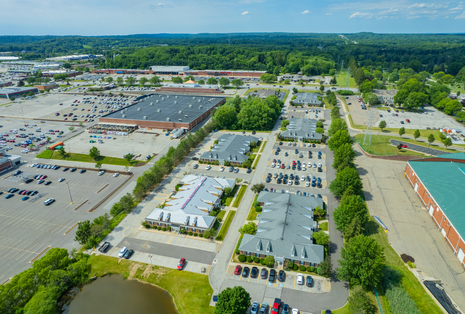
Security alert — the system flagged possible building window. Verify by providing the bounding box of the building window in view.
[246,252,250,256]
[300,260,304,265]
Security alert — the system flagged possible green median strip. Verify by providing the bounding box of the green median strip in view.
[36,150,143,166]
[216,210,236,241]
[232,185,247,208]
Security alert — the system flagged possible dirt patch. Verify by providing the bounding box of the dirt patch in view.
[134,162,147,167]
[140,264,167,279]
[400,253,415,263]
[127,262,143,280]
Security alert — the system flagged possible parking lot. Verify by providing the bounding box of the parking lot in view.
[0,162,131,284]
[344,95,369,126]
[226,264,326,294]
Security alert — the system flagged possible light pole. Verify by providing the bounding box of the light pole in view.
[66,181,74,204]
[148,254,154,269]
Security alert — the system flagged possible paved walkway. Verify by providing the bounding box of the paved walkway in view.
[390,139,449,156]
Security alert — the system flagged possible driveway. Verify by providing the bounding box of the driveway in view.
[390,139,449,156]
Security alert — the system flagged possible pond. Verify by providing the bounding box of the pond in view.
[59,275,179,314]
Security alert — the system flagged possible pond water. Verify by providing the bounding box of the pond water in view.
[59,275,179,314]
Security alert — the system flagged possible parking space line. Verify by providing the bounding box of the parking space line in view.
[174,236,181,245]
[189,262,195,271]
[14,241,42,261]
[293,275,296,289]
[135,251,143,260]
[149,233,156,241]
[0,239,25,259]
[200,241,206,250]
[108,246,119,256]
[155,255,162,264]
[3,240,29,259]
[166,236,174,244]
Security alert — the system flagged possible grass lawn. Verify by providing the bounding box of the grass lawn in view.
[364,218,443,314]
[252,154,261,169]
[259,141,267,153]
[319,222,328,231]
[36,150,143,166]
[216,210,236,241]
[232,185,247,208]
[88,255,214,314]
[354,134,426,157]
[247,195,259,220]
[252,141,261,153]
[217,210,226,221]
[395,137,460,153]
[324,97,334,110]
[336,71,357,88]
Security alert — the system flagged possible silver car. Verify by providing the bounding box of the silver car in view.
[250,301,259,314]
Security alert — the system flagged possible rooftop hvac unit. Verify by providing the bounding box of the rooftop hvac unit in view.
[166,118,170,121]
[174,101,177,104]
[161,98,164,101]
[184,115,188,117]
[199,105,203,109]
[157,109,161,112]
[193,96,196,99]
[156,100,159,103]
[166,95,169,98]
[137,108,141,111]
[150,102,153,105]
[143,116,147,119]
[175,95,178,98]
[198,99,201,102]
[122,114,126,118]
[178,119,182,121]
[178,110,182,114]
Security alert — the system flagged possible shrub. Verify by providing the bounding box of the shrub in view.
[247,256,253,263]
[167,226,171,231]
[317,267,322,274]
[157,227,162,230]
[238,254,246,262]
[162,227,167,231]
[188,231,193,236]
[309,266,315,272]
[260,258,266,265]
[407,261,416,268]
[287,260,294,269]
[194,233,198,237]
[235,249,240,255]
[306,266,312,272]
[254,257,260,263]
[293,264,299,271]
[299,265,306,271]
[255,206,262,213]
[152,226,157,229]
[199,234,203,237]
[141,221,151,229]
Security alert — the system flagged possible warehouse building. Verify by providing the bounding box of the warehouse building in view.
[0,147,21,173]
[91,69,152,75]
[156,81,224,95]
[280,118,322,142]
[292,93,322,106]
[150,66,190,75]
[200,134,258,165]
[144,175,235,233]
[41,70,81,77]
[239,192,324,267]
[34,82,58,91]
[99,93,225,131]
[405,153,465,268]
[184,69,266,78]
[0,81,13,88]
[0,87,38,99]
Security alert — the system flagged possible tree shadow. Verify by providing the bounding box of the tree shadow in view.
[329,240,338,254]
[357,167,369,176]
[363,191,373,201]
[364,220,380,237]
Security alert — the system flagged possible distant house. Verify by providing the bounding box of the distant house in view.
[256,89,277,99]
[200,134,258,165]
[239,192,324,267]
[34,82,58,91]
[144,175,235,233]
[280,118,322,142]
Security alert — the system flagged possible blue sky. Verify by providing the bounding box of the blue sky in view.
[1,0,465,35]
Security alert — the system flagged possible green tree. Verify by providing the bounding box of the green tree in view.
[231,79,244,88]
[333,143,356,171]
[313,231,329,246]
[239,222,257,235]
[260,73,277,83]
[344,216,363,240]
[328,130,352,151]
[23,286,61,314]
[413,129,420,140]
[378,120,386,131]
[149,76,161,85]
[251,183,265,194]
[427,134,435,147]
[443,137,452,148]
[207,78,218,85]
[95,162,102,170]
[334,195,368,232]
[89,146,101,160]
[223,187,233,197]
[43,77,51,83]
[46,136,51,142]
[139,77,148,86]
[329,167,363,198]
[68,126,74,132]
[124,153,133,165]
[125,76,136,85]
[359,80,373,93]
[337,235,385,290]
[348,286,377,314]
[265,255,275,267]
[198,79,205,85]
[17,80,25,87]
[319,85,325,92]
[57,147,66,158]
[399,127,406,137]
[105,77,113,83]
[29,143,35,150]
[116,77,124,85]
[213,105,237,129]
[219,77,230,87]
[214,286,251,314]
[63,62,71,69]
[74,220,92,245]
[404,92,428,110]
[319,256,332,277]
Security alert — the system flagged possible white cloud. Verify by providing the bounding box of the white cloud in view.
[326,12,333,15]
[241,11,249,15]
[349,12,373,19]
[301,10,310,14]
[152,3,173,8]
[455,10,465,18]
[450,4,464,11]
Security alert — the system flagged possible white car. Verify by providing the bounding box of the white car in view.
[271,163,276,168]
[98,171,105,176]
[206,165,211,170]
[288,180,293,185]
[118,247,127,257]
[297,273,304,285]
[292,308,299,314]
[308,162,312,167]
[58,178,65,182]
[219,167,225,172]
[113,173,119,177]
[305,181,310,187]
[300,176,305,181]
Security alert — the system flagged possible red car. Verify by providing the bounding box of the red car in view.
[234,265,242,275]
[292,160,296,165]
[406,119,410,123]
[177,258,186,270]
[402,144,408,148]
[280,164,285,169]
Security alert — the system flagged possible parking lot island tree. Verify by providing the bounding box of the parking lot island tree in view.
[379,120,387,132]
[428,134,435,147]
[89,146,101,160]
[329,167,363,198]
[399,127,406,137]
[214,286,251,314]
[251,183,265,194]
[333,194,368,232]
[413,129,421,140]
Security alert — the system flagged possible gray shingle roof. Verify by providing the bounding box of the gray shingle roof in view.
[280,118,322,141]
[239,192,324,264]
[294,93,321,105]
[200,134,258,164]
[257,90,277,98]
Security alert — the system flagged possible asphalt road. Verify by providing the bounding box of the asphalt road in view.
[390,139,449,156]
[116,237,217,264]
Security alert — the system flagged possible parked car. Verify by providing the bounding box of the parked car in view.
[177,258,186,270]
[306,275,313,287]
[271,298,281,314]
[260,268,268,279]
[234,265,242,275]
[250,301,260,314]
[251,267,259,278]
[278,270,286,282]
[297,273,304,285]
[44,198,55,205]
[123,249,134,259]
[5,193,14,199]
[98,241,110,253]
[118,247,127,258]
[259,303,268,314]
[79,169,86,174]
[242,266,250,278]
[269,269,276,282]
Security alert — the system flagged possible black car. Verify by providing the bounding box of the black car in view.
[229,166,234,172]
[306,275,313,287]
[98,242,111,253]
[44,181,52,185]
[70,168,77,172]
[24,179,33,184]
[278,270,286,282]
[79,169,86,173]
[251,267,259,278]
[242,267,250,278]
[260,268,268,279]
[246,168,252,174]
[123,249,134,259]
[269,269,276,282]
[13,170,22,176]
[191,157,199,160]
[63,167,69,171]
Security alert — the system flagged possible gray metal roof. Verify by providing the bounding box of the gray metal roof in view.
[280,118,323,140]
[257,90,277,98]
[150,66,190,72]
[294,93,321,105]
[239,192,324,264]
[0,87,38,95]
[101,93,224,124]
[200,134,258,164]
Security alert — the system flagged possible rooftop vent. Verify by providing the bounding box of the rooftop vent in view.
[193,96,196,99]
[198,99,201,102]
[156,100,159,103]
[178,119,182,121]
[166,118,170,121]
[143,116,147,119]
[166,95,169,98]
[174,101,177,104]
[199,105,203,109]
[178,110,182,114]
[137,108,141,111]
[150,102,153,105]
[189,104,192,108]
[175,95,178,98]
[122,114,126,118]
[184,114,188,117]
[161,98,164,101]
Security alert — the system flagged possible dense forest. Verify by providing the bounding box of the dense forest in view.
[2,33,465,75]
